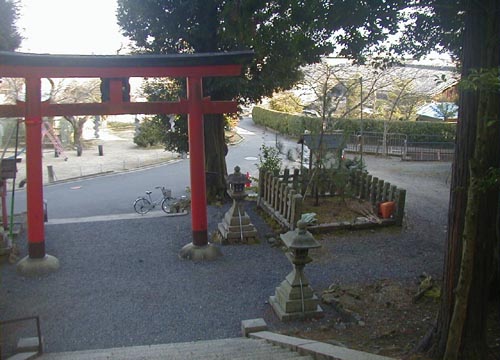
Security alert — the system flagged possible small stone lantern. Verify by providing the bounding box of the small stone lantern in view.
[269,219,323,321]
[217,166,258,244]
[227,165,248,200]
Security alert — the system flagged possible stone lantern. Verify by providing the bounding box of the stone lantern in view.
[269,219,323,321]
[217,166,258,244]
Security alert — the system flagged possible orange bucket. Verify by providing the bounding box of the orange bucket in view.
[379,201,396,219]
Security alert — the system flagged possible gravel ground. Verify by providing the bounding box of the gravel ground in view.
[302,155,452,288]
[1,204,290,354]
[0,153,452,355]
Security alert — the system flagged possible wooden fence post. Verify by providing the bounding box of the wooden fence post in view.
[273,177,280,210]
[370,177,378,205]
[377,179,384,202]
[263,172,269,203]
[389,185,397,202]
[282,168,290,183]
[292,169,300,191]
[286,189,295,224]
[383,182,390,202]
[365,174,372,201]
[258,170,265,206]
[360,172,367,199]
[279,183,287,214]
[394,189,406,226]
[290,193,303,230]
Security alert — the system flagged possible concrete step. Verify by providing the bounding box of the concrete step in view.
[37,337,314,360]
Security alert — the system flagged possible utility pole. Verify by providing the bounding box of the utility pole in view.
[359,77,363,164]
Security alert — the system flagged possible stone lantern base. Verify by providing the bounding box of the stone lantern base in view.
[269,268,323,321]
[216,202,258,245]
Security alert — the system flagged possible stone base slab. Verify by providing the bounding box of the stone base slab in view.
[241,318,268,337]
[178,242,222,261]
[16,255,59,277]
[217,223,258,245]
[269,295,323,321]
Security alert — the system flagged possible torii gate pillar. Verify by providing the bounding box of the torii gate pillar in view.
[178,76,221,260]
[17,77,60,275]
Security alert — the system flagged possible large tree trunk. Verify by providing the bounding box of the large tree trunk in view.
[204,114,228,202]
[422,0,500,358]
[444,64,499,359]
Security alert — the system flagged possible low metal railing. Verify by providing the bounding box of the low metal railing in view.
[0,316,42,360]
[346,132,455,161]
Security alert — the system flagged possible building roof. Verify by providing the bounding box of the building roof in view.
[416,102,458,120]
[298,58,460,104]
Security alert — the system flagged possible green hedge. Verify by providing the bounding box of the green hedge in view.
[252,106,456,142]
[252,107,321,136]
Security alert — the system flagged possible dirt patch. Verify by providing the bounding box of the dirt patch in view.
[301,196,377,224]
[287,279,439,359]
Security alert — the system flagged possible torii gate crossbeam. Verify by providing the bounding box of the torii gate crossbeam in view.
[0,50,253,275]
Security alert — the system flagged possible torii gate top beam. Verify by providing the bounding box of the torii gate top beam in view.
[0,50,253,78]
[0,50,253,118]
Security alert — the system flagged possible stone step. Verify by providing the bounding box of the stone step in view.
[251,331,395,360]
[6,352,38,360]
[17,337,43,353]
[37,337,314,360]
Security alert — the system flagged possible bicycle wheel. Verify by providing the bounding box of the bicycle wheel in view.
[161,197,176,214]
[134,197,151,214]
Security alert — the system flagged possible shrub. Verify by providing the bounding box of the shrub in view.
[258,144,282,174]
[133,117,165,147]
[269,92,303,113]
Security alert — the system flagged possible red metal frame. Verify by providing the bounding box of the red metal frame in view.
[0,51,252,259]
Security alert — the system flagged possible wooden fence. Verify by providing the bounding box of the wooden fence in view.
[257,168,406,230]
[257,169,302,230]
[347,170,406,226]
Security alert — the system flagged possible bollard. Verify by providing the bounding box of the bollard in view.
[47,165,55,183]
[43,200,48,222]
[98,144,104,156]
[76,144,82,157]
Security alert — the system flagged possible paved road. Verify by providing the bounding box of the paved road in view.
[9,116,301,219]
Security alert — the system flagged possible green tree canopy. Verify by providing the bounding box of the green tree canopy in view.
[117,0,404,102]
[0,0,21,51]
[116,0,406,199]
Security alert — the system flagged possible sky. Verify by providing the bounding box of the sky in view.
[17,0,129,55]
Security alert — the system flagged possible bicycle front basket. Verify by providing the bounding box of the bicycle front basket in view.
[162,188,172,198]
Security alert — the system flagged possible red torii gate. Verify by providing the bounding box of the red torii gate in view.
[0,50,252,275]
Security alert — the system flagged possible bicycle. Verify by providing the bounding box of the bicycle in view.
[133,186,181,215]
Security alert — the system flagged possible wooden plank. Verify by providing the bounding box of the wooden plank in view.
[370,177,378,205]
[365,175,372,201]
[377,179,384,202]
[394,189,406,226]
[383,182,390,202]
